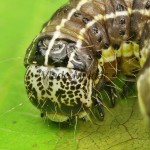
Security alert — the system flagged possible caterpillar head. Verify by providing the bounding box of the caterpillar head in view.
[24,36,102,122]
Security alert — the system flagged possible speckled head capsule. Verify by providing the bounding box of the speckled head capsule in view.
[24,34,102,122]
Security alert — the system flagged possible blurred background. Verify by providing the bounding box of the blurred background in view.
[0,0,150,150]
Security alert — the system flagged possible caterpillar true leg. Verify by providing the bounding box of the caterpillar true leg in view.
[92,97,104,120]
[121,75,136,98]
[103,82,117,108]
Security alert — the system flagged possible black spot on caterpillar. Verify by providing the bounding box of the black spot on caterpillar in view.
[24,0,150,123]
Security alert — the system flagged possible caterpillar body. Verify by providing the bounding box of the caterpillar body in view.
[24,0,150,122]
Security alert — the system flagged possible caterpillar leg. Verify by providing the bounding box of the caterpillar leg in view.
[137,20,150,120]
[103,82,117,108]
[121,76,136,98]
[92,82,116,120]
[93,98,104,120]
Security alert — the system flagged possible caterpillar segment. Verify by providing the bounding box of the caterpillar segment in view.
[137,20,150,120]
[24,0,150,122]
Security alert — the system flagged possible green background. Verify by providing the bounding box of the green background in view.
[0,0,150,150]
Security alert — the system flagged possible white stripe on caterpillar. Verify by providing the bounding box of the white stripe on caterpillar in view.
[44,0,91,66]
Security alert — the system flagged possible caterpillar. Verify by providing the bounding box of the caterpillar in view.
[24,0,150,123]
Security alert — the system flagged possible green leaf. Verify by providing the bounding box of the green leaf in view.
[0,0,150,150]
